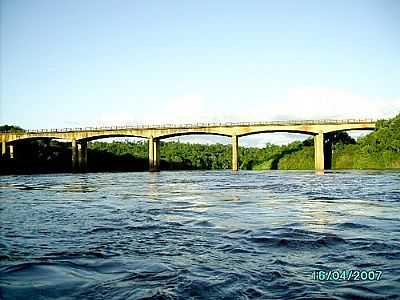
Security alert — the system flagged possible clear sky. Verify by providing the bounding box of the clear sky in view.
[1,0,399,145]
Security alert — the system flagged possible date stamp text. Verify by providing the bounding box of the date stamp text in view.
[312,270,382,281]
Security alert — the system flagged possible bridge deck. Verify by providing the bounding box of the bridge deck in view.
[1,119,376,135]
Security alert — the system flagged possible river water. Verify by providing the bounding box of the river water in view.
[0,171,399,299]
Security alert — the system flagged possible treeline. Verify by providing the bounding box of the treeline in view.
[1,114,399,173]
[89,140,307,170]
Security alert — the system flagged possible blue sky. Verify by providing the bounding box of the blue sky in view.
[1,0,399,146]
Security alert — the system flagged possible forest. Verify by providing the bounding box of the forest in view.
[1,114,399,174]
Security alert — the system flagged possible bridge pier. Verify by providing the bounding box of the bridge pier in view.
[1,140,14,160]
[1,143,6,159]
[314,132,324,171]
[9,145,14,159]
[78,141,87,172]
[149,136,160,172]
[1,135,6,159]
[72,139,78,172]
[232,135,238,171]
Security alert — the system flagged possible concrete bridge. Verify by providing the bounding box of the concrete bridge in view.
[0,119,376,172]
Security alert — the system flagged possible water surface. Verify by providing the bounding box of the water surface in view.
[1,171,399,299]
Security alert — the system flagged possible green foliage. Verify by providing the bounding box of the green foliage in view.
[351,114,400,168]
[326,131,356,145]
[88,140,306,170]
[332,144,357,169]
[283,114,400,169]
[161,141,231,169]
[90,140,148,159]
[0,125,24,132]
[278,146,314,170]
[358,114,400,153]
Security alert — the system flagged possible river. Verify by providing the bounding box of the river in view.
[0,171,399,299]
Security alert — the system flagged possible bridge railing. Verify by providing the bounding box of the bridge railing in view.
[0,119,376,134]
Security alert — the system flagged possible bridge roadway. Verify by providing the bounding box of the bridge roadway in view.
[0,119,376,172]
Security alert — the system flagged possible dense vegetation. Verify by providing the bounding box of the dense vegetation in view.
[1,114,399,174]
[278,115,400,169]
[0,125,24,132]
[89,140,305,170]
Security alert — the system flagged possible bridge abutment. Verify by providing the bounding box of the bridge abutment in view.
[149,136,160,172]
[232,135,238,171]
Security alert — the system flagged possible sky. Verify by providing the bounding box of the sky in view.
[1,0,399,146]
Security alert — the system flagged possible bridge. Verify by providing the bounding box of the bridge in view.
[1,119,376,172]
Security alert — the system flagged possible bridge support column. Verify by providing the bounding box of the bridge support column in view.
[72,139,78,172]
[9,145,14,159]
[149,136,160,172]
[232,135,238,171]
[155,139,160,171]
[1,135,6,159]
[314,132,324,171]
[78,141,87,172]
[1,142,6,159]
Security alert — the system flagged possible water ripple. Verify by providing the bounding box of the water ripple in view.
[0,170,399,299]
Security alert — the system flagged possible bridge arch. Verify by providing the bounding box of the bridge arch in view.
[235,130,315,170]
[237,129,316,138]
[323,126,375,134]
[77,133,148,142]
[151,132,231,171]
[7,135,72,143]
[1,136,74,165]
[155,131,230,140]
[77,135,150,173]
[74,133,150,172]
[321,127,375,169]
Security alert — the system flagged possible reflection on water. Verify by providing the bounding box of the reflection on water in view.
[0,170,399,299]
